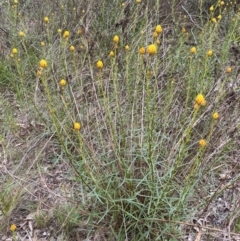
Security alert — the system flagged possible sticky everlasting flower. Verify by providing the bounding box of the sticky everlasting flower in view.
[69,45,75,52]
[39,59,47,68]
[209,5,214,11]
[212,112,219,120]
[109,51,114,57]
[10,224,17,232]
[113,35,119,44]
[63,30,70,38]
[96,60,103,69]
[190,46,196,54]
[226,67,232,73]
[207,50,213,57]
[155,25,163,34]
[44,16,49,23]
[139,47,145,55]
[59,79,67,87]
[125,45,129,50]
[147,44,157,55]
[73,122,81,131]
[12,48,18,54]
[199,139,207,147]
[41,41,45,46]
[212,18,217,23]
[195,94,206,106]
[19,31,25,37]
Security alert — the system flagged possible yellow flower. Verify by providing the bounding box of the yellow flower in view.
[209,5,214,11]
[96,60,103,69]
[73,122,81,131]
[155,25,163,34]
[207,50,213,57]
[136,0,141,2]
[190,46,196,54]
[217,15,222,20]
[125,45,129,50]
[211,18,217,23]
[57,28,62,34]
[152,31,158,38]
[195,94,206,106]
[41,41,45,46]
[44,16,49,23]
[109,51,115,57]
[14,0,18,4]
[39,59,47,68]
[122,3,125,7]
[147,44,157,55]
[59,79,67,87]
[10,224,17,232]
[139,47,146,55]
[19,31,25,37]
[12,48,18,54]
[182,27,186,33]
[113,35,120,44]
[226,67,232,73]
[63,30,70,38]
[199,139,207,147]
[155,39,160,45]
[70,45,75,52]
[220,1,224,6]
[212,112,219,120]
[194,103,199,109]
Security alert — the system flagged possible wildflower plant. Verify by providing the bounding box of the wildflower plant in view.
[1,1,240,240]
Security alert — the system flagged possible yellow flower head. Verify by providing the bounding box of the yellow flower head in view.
[19,31,25,37]
[194,103,199,109]
[182,27,186,33]
[125,45,129,50]
[199,139,207,147]
[147,44,157,55]
[207,50,213,57]
[212,111,219,120]
[63,30,70,38]
[209,5,214,11]
[59,79,67,87]
[153,31,158,38]
[190,46,196,54]
[113,35,120,44]
[44,16,49,23]
[155,25,163,34]
[73,122,81,131]
[41,41,45,46]
[70,45,75,52]
[109,51,115,57]
[139,47,146,55]
[195,94,206,106]
[211,18,217,23]
[58,28,62,34]
[136,0,141,2]
[10,224,17,232]
[217,15,222,20]
[14,0,18,4]
[220,1,224,6]
[12,48,18,54]
[96,60,103,69]
[226,67,232,73]
[39,59,47,68]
